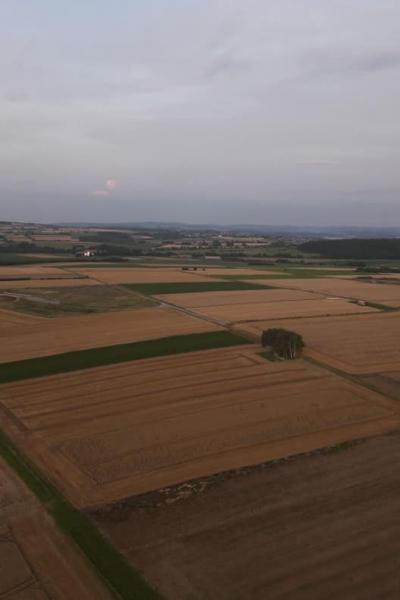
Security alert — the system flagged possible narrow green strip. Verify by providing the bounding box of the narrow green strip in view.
[0,331,247,383]
[122,281,271,295]
[0,429,162,599]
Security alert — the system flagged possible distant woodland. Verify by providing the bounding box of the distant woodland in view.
[299,239,400,260]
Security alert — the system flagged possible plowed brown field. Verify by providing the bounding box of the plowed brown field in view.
[0,458,111,599]
[1,347,398,507]
[250,277,400,306]
[76,267,221,284]
[97,433,400,600]
[0,306,220,362]
[239,312,400,374]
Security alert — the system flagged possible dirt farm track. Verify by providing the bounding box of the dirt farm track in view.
[1,346,399,507]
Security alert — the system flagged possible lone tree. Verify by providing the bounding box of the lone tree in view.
[261,328,305,360]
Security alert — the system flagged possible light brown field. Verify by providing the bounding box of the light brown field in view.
[157,288,323,307]
[0,278,102,289]
[0,265,70,279]
[239,312,400,374]
[249,277,400,306]
[190,268,284,277]
[1,347,398,507]
[191,298,376,322]
[97,433,400,600]
[0,458,111,599]
[0,306,219,362]
[75,267,222,284]
[0,308,44,330]
[159,290,377,322]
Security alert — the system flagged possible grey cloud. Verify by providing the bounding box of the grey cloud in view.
[305,48,400,79]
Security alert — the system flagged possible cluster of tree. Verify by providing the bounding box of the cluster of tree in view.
[261,328,305,360]
[356,265,400,274]
[78,231,133,244]
[0,242,70,254]
[92,244,143,257]
[299,239,400,260]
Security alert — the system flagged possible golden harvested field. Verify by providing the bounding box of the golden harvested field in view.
[1,347,398,507]
[191,298,376,322]
[0,308,44,330]
[190,268,284,277]
[160,290,377,322]
[239,312,400,374]
[157,288,323,307]
[0,306,220,362]
[0,278,101,289]
[0,265,70,279]
[76,267,222,284]
[99,433,400,600]
[251,277,400,306]
[0,458,111,599]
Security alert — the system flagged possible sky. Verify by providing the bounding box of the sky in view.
[1,0,400,226]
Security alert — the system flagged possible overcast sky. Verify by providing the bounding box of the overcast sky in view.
[1,1,400,226]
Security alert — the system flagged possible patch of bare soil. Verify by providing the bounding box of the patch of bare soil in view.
[94,432,400,600]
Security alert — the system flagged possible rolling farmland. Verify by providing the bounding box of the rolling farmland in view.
[2,260,400,599]
[0,347,398,507]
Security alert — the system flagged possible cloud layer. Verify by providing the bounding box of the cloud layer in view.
[1,1,400,225]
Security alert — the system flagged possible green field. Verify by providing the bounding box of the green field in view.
[0,330,248,383]
[0,285,153,317]
[123,280,272,295]
[0,430,161,600]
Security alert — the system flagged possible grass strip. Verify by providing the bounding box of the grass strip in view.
[0,429,162,599]
[123,280,271,295]
[0,330,247,383]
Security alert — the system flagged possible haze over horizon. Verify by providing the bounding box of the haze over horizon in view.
[2,1,400,226]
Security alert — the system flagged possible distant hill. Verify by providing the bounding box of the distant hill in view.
[56,222,400,238]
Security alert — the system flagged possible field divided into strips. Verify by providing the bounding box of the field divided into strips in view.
[76,267,225,284]
[0,331,245,383]
[157,289,378,322]
[0,457,113,600]
[124,280,270,295]
[239,312,400,374]
[250,277,400,307]
[1,347,398,507]
[0,306,222,363]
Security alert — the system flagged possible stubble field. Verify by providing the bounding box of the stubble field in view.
[252,277,400,306]
[75,267,224,284]
[0,306,220,362]
[239,312,400,374]
[0,346,398,507]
